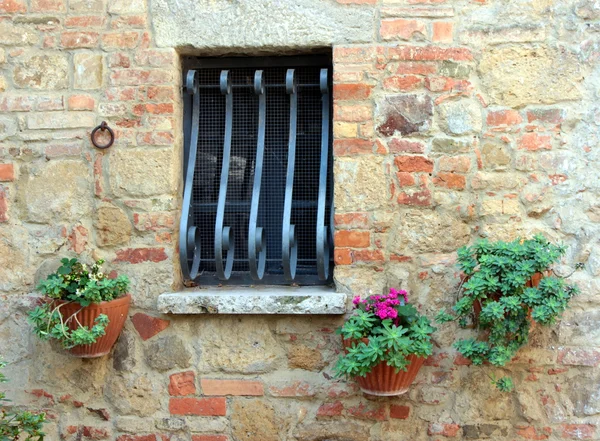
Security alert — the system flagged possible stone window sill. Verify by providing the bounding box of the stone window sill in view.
[157,286,347,315]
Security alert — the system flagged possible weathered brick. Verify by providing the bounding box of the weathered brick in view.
[438,155,471,173]
[396,61,437,75]
[560,424,595,440]
[336,0,376,3]
[0,164,15,182]
[268,381,315,397]
[334,230,370,248]
[333,121,358,138]
[110,69,173,86]
[31,0,65,12]
[333,83,373,100]
[390,405,410,419]
[432,21,453,43]
[382,6,454,17]
[395,156,434,172]
[434,172,465,189]
[518,133,552,151]
[68,94,95,110]
[131,313,170,340]
[333,47,376,64]
[352,249,384,262]
[334,104,372,122]
[527,108,564,124]
[317,401,344,417]
[428,423,460,437]
[201,379,264,396]
[380,19,426,41]
[515,426,551,440]
[346,403,386,421]
[111,15,147,29]
[334,212,369,229]
[0,0,27,13]
[102,32,140,49]
[116,436,156,441]
[65,15,106,27]
[487,109,522,126]
[397,172,416,186]
[191,436,228,441]
[389,139,425,153]
[397,187,432,206]
[558,348,600,367]
[168,398,226,416]
[334,248,353,265]
[0,186,8,222]
[388,46,473,61]
[333,139,373,155]
[383,75,423,91]
[114,248,168,264]
[169,371,196,396]
[61,31,99,48]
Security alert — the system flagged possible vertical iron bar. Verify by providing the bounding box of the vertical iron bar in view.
[316,68,330,281]
[214,70,235,280]
[249,70,267,280]
[282,69,298,281]
[179,70,201,281]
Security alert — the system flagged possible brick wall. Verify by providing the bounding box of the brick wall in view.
[1,0,600,440]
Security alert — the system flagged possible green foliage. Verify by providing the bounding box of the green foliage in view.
[28,258,130,349]
[335,290,436,379]
[0,360,45,441]
[437,235,580,391]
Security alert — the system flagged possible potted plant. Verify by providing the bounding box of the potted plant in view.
[1,358,46,440]
[28,258,131,358]
[437,234,580,391]
[334,288,436,396]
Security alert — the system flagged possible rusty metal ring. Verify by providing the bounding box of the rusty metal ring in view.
[91,121,114,149]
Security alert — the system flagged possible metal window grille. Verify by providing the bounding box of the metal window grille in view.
[180,55,334,286]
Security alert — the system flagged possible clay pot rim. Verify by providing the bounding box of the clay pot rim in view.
[50,293,131,309]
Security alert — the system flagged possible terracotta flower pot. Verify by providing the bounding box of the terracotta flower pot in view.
[53,294,131,358]
[342,338,425,396]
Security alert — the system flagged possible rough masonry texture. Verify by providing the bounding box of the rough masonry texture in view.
[0,0,599,440]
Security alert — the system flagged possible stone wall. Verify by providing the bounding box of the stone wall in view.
[1,0,599,440]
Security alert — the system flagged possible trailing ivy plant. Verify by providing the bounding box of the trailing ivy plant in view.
[335,289,436,378]
[1,359,46,441]
[28,258,129,349]
[436,235,580,391]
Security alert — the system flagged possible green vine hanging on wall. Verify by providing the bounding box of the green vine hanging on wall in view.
[436,234,580,391]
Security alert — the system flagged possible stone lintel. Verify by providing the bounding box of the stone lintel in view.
[157,286,347,315]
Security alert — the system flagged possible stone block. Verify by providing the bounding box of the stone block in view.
[377,94,433,136]
[437,98,482,135]
[13,53,69,90]
[231,399,278,441]
[0,21,38,45]
[95,203,132,247]
[144,335,191,372]
[73,53,104,90]
[334,156,388,211]
[109,148,176,197]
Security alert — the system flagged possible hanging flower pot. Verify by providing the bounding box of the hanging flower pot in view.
[28,258,131,358]
[334,288,435,397]
[342,337,425,396]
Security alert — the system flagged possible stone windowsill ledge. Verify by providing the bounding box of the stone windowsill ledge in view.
[157,286,347,315]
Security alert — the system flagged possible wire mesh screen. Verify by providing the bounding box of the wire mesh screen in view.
[183,58,333,285]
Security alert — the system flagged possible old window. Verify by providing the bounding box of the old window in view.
[179,55,334,286]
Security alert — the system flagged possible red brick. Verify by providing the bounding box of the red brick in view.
[68,225,88,254]
[105,87,136,101]
[317,401,344,417]
[133,212,175,231]
[110,69,172,86]
[169,371,196,396]
[334,230,370,248]
[131,313,170,341]
[333,83,373,101]
[453,354,472,365]
[191,436,228,441]
[383,75,423,91]
[527,108,564,124]
[116,436,156,441]
[432,21,453,43]
[115,247,168,264]
[137,103,174,115]
[434,172,466,189]
[0,164,15,182]
[352,249,384,262]
[438,155,471,173]
[268,381,314,397]
[381,19,426,41]
[487,109,522,126]
[81,426,109,439]
[334,212,368,229]
[136,131,174,146]
[548,367,568,375]
[147,86,175,101]
[333,47,376,64]
[168,398,226,416]
[36,97,64,111]
[65,16,106,27]
[334,248,353,265]
[516,426,551,440]
[333,139,373,155]
[31,0,64,11]
[390,405,410,419]
[102,32,139,49]
[390,254,412,262]
[334,104,372,122]
[111,15,147,29]
[518,133,552,151]
[388,45,473,61]
[561,424,595,440]
[394,155,433,172]
[397,188,431,206]
[0,96,35,112]
[396,172,415,187]
[68,94,95,111]
[201,379,264,396]
[389,139,425,153]
[428,423,460,437]
[558,348,600,367]
[108,53,131,68]
[396,61,437,75]
[424,352,448,367]
[0,0,26,13]
[346,403,386,421]
[60,32,99,48]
